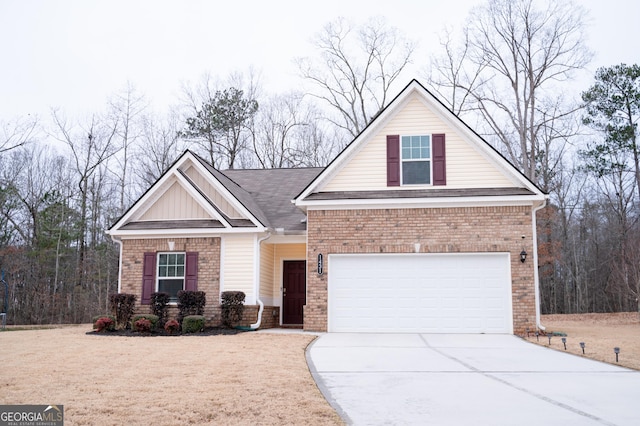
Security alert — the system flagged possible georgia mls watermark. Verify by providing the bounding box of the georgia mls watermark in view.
[0,405,63,426]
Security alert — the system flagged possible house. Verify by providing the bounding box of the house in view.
[107,79,547,334]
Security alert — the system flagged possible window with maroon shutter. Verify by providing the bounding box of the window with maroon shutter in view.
[185,252,198,291]
[386,135,400,186]
[141,252,156,305]
[432,133,446,186]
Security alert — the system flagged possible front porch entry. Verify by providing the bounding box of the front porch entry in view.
[282,260,306,326]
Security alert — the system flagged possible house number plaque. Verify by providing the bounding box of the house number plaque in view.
[317,253,323,275]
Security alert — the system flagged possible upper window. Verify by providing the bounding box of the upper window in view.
[157,252,185,303]
[401,135,431,185]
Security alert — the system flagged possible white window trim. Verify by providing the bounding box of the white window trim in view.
[400,134,432,186]
[156,251,186,304]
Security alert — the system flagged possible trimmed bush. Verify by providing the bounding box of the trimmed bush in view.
[182,315,205,334]
[94,317,115,332]
[92,314,116,329]
[131,314,159,330]
[164,319,180,334]
[133,318,152,332]
[221,291,245,327]
[109,293,137,329]
[177,290,206,324]
[150,292,170,328]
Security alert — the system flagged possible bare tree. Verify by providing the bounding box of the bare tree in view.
[108,82,147,214]
[135,110,185,188]
[0,116,38,154]
[51,111,118,288]
[297,16,415,142]
[427,0,591,186]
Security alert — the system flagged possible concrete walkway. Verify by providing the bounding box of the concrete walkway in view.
[307,334,639,425]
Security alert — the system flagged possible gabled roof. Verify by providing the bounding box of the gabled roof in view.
[294,79,546,207]
[108,150,322,237]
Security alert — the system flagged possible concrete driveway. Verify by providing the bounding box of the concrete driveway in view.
[307,334,639,425]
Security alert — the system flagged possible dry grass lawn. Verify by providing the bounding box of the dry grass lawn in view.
[0,326,343,425]
[528,312,640,371]
[2,313,638,425]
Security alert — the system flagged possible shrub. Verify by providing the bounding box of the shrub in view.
[109,293,137,329]
[177,290,206,324]
[92,314,116,329]
[133,318,152,332]
[131,314,159,330]
[150,292,170,327]
[221,291,245,327]
[164,319,180,334]
[182,315,205,333]
[94,317,115,332]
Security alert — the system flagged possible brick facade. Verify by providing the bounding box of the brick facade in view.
[119,237,278,328]
[305,206,537,335]
[120,237,222,324]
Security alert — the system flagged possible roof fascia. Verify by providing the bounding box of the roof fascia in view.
[109,226,266,239]
[297,193,548,210]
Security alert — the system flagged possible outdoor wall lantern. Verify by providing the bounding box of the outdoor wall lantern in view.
[317,253,323,275]
[520,250,527,263]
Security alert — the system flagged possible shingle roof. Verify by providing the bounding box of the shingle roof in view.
[221,168,323,232]
[304,187,535,201]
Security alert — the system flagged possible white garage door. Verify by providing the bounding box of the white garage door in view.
[328,253,512,333]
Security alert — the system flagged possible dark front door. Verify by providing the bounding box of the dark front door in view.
[283,260,306,325]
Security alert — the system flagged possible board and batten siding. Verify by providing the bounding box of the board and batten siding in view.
[182,163,244,219]
[139,180,210,221]
[221,234,256,302]
[323,96,515,192]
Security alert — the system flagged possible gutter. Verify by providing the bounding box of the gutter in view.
[532,198,548,332]
[247,232,272,330]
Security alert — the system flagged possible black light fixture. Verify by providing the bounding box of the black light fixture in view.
[614,347,620,363]
[561,337,567,350]
[547,334,552,345]
[580,342,585,354]
[520,250,527,263]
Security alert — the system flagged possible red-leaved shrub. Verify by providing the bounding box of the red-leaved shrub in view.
[164,319,180,334]
[95,317,115,332]
[134,318,152,332]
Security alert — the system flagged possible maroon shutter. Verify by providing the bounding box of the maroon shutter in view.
[141,252,156,305]
[432,133,446,186]
[387,135,400,186]
[185,252,198,291]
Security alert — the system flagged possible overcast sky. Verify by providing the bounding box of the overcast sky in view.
[1,0,639,121]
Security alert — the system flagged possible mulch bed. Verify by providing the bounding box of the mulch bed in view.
[87,326,247,337]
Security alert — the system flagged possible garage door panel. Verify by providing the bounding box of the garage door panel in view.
[328,253,512,333]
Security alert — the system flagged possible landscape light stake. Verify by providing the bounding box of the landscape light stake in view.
[580,342,585,354]
[614,347,620,363]
[548,335,552,345]
[535,331,539,342]
[561,337,567,350]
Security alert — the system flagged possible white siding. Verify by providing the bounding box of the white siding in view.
[139,180,210,221]
[182,164,243,218]
[323,96,514,191]
[221,234,255,302]
[260,243,275,304]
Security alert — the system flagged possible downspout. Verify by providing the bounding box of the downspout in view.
[248,232,271,330]
[109,234,123,294]
[532,198,548,332]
